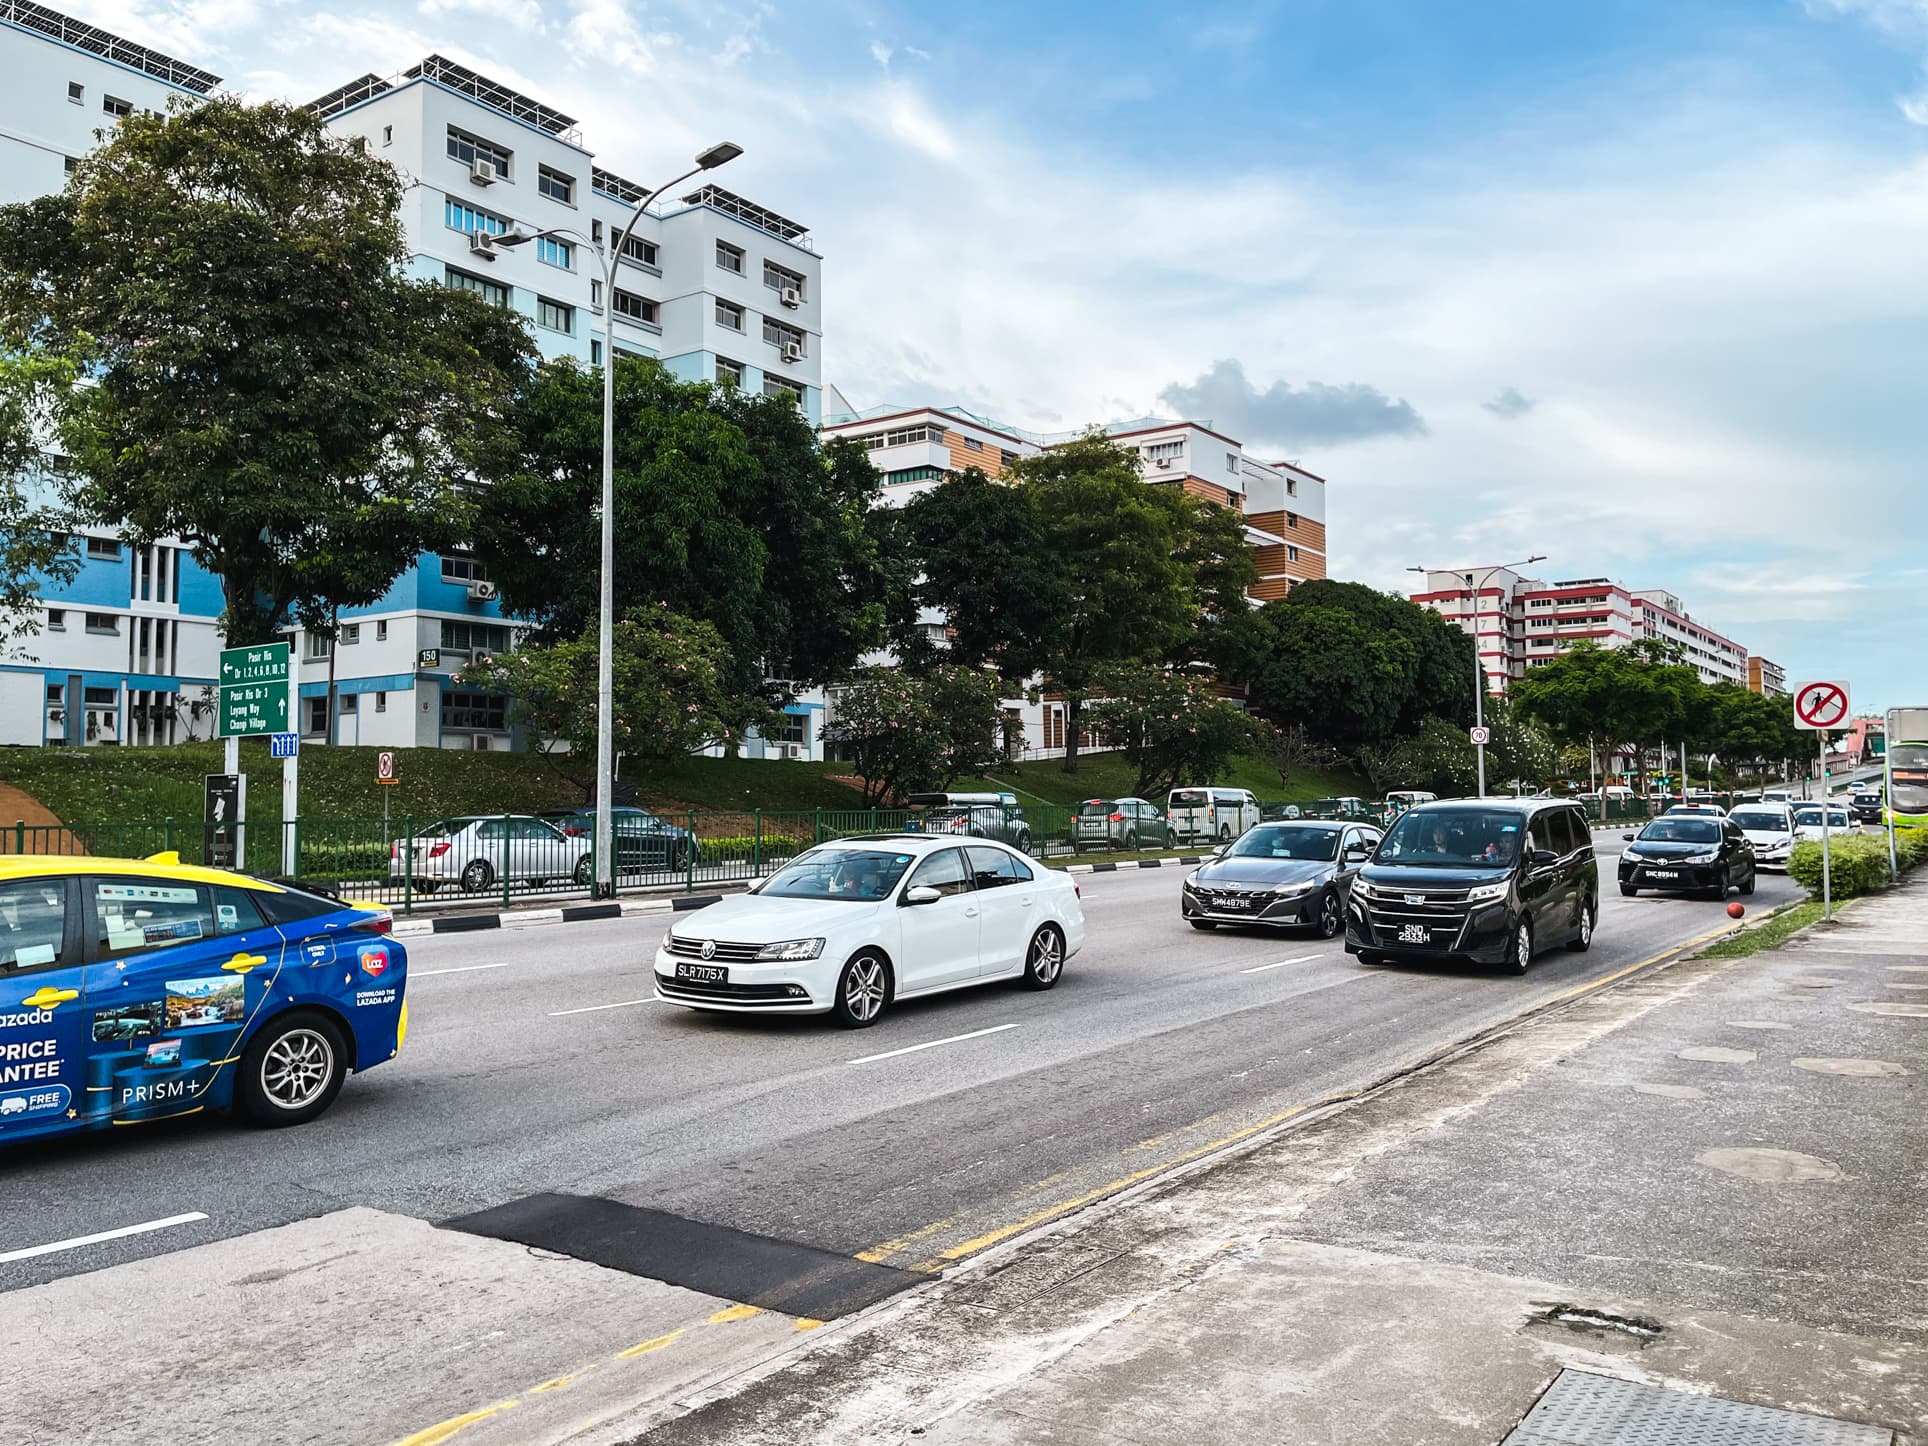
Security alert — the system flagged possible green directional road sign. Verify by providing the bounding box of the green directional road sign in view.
[219,642,291,738]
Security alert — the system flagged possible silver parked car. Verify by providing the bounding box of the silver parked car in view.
[1072,797,1164,852]
[390,815,593,893]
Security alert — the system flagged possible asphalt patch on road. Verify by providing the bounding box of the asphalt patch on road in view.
[440,1193,921,1319]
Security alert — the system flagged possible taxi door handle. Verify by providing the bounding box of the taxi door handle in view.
[19,986,78,1010]
[223,952,269,974]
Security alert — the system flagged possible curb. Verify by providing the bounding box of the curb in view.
[1063,855,1207,875]
[392,892,728,938]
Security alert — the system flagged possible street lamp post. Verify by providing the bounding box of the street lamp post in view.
[1409,555,1547,796]
[488,142,742,897]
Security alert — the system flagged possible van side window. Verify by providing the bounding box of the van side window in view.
[1527,813,1560,859]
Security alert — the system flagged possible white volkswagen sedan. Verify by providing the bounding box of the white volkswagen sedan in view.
[1727,803,1799,870]
[653,835,1085,1028]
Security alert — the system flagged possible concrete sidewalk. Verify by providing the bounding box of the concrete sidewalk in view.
[628,882,1928,1445]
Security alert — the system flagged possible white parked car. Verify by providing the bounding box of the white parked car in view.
[390,815,592,894]
[1726,803,1799,869]
[1166,787,1262,847]
[1791,804,1856,843]
[653,836,1085,1028]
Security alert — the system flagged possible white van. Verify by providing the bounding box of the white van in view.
[1166,787,1262,846]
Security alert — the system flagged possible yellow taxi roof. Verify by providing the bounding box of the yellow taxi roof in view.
[0,853,285,892]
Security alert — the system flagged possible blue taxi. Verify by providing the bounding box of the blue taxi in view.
[0,852,408,1143]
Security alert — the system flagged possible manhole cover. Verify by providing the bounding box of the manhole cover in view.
[1502,1369,1890,1444]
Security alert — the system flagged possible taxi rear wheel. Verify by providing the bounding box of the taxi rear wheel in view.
[238,1011,347,1128]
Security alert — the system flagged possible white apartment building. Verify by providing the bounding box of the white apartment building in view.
[1413,568,1753,695]
[0,6,828,752]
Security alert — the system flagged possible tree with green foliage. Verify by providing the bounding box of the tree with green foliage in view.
[1511,642,1697,815]
[0,349,79,657]
[1083,667,1260,798]
[1016,435,1196,773]
[455,605,731,784]
[1235,602,1419,751]
[1276,579,1479,730]
[819,665,1011,807]
[0,98,533,645]
[471,359,889,719]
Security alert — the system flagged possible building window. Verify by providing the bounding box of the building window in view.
[612,289,657,324]
[46,608,64,630]
[1226,451,1239,475]
[589,279,602,306]
[1000,449,1020,467]
[442,690,507,731]
[440,553,489,584]
[374,692,388,713]
[440,620,512,653]
[1145,440,1183,462]
[961,435,982,450]
[67,81,83,103]
[86,536,121,560]
[763,376,804,403]
[376,620,388,641]
[1286,477,1298,497]
[884,466,945,485]
[762,317,805,355]
[339,693,359,715]
[64,155,79,176]
[767,712,807,745]
[102,95,131,118]
[340,623,361,645]
[444,199,509,236]
[1287,545,1300,562]
[83,686,117,707]
[446,126,511,179]
[620,235,658,268]
[715,299,744,331]
[84,612,118,635]
[444,267,509,306]
[590,219,602,243]
[305,632,331,661]
[536,297,574,334]
[1286,512,1299,529]
[716,357,744,385]
[715,240,745,274]
[590,340,602,365]
[382,125,393,146]
[305,697,328,734]
[535,235,573,269]
[46,684,63,703]
[762,259,805,297]
[864,424,946,449]
[537,165,575,204]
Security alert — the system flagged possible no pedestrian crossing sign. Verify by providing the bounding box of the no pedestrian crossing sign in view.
[377,751,399,785]
[1793,680,1850,732]
[219,643,291,738]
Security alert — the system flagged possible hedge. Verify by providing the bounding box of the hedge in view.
[1788,828,1925,901]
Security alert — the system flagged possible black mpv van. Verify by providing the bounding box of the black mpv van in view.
[1343,798,1599,974]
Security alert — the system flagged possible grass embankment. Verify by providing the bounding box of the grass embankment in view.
[1699,900,1827,960]
[958,752,1368,807]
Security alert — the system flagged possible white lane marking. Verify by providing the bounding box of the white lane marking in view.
[849,1022,1021,1066]
[1239,952,1327,975]
[0,1212,208,1265]
[413,962,514,977]
[548,996,663,1017]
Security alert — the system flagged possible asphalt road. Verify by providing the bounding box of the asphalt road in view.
[0,838,1804,1293]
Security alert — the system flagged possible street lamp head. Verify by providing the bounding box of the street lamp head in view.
[696,141,744,169]
[488,227,534,248]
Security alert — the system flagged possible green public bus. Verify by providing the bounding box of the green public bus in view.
[1890,741,1928,828]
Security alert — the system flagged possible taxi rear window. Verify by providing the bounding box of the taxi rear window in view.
[254,883,347,925]
[0,878,67,970]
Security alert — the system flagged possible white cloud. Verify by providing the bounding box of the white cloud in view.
[869,41,892,69]
[419,0,543,33]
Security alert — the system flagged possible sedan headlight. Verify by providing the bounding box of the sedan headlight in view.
[754,937,825,962]
[1465,880,1510,903]
[1684,849,1720,864]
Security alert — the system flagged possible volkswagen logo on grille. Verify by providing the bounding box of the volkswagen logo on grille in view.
[699,939,716,960]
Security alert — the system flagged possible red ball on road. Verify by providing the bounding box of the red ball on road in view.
[1727,901,1745,919]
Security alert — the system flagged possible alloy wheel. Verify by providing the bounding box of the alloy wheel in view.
[261,1027,334,1111]
[1028,929,1063,985]
[1318,892,1342,938]
[844,956,886,1021]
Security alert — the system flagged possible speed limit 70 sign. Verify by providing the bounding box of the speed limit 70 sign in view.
[1792,680,1850,732]
[1469,725,1491,746]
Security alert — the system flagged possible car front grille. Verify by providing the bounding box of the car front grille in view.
[663,936,763,963]
[655,975,806,1006]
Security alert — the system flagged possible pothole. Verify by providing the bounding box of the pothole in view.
[1847,1002,1928,1018]
[1632,1083,1707,1100]
[1697,1147,1844,1182]
[1791,1057,1912,1078]
[1527,1302,1665,1343]
[1677,1046,1756,1063]
[1726,1020,1792,1031]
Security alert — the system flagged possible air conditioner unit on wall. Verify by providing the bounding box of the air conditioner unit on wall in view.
[470,157,497,186]
[780,743,804,760]
[782,343,802,364]
[468,580,498,601]
[467,233,496,259]
[780,286,801,309]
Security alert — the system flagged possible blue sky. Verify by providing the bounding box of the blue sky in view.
[70,0,1928,710]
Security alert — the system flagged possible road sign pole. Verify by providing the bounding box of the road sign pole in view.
[223,733,240,862]
[1819,731,1832,921]
[1885,708,1900,884]
[283,629,300,876]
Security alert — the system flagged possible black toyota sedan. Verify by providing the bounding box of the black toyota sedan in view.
[1619,815,1756,899]
[1344,799,1599,974]
[1181,820,1380,936]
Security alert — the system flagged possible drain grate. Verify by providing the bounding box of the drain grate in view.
[1502,1370,1891,1445]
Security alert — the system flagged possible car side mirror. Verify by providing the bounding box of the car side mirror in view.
[1345,846,1370,863]
[903,885,942,906]
[1211,845,1228,859]
[1622,833,1636,842]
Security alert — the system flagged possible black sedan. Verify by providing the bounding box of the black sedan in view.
[1619,815,1755,900]
[541,807,701,871]
[1181,820,1380,936]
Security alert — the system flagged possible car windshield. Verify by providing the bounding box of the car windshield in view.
[1728,810,1788,832]
[1639,818,1721,843]
[757,847,915,901]
[1378,808,1523,867]
[1226,825,1340,862]
[1793,808,1851,827]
